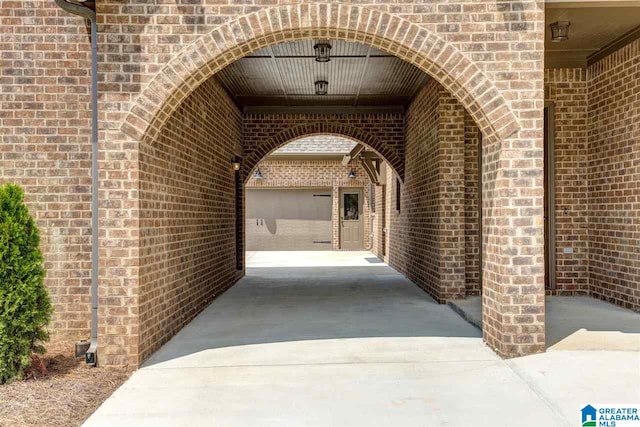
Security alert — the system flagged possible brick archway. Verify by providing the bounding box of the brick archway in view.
[103,2,546,367]
[120,3,520,146]
[243,122,404,183]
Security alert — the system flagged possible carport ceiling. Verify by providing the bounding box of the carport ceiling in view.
[215,40,430,109]
[545,3,640,68]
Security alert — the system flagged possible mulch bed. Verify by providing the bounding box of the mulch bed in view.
[0,341,129,427]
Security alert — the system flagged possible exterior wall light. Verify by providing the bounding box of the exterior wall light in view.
[314,41,332,62]
[231,156,241,171]
[348,170,356,179]
[315,80,328,95]
[254,168,264,179]
[550,21,570,42]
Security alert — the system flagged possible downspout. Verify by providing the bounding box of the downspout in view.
[54,0,99,366]
[366,182,374,251]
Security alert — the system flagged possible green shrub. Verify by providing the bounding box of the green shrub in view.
[0,183,52,383]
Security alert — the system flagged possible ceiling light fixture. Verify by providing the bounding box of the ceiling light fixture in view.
[550,21,570,42]
[254,168,264,179]
[314,41,332,62]
[315,80,328,95]
[231,156,241,171]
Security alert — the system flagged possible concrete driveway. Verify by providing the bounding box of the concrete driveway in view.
[84,252,640,427]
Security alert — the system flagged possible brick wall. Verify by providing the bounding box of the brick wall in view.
[544,68,589,296]
[137,78,243,363]
[0,0,93,340]
[242,113,406,180]
[3,0,547,363]
[117,2,529,150]
[382,73,545,355]
[371,174,386,259]
[246,157,371,250]
[387,79,466,303]
[587,39,640,311]
[464,112,481,296]
[385,163,401,268]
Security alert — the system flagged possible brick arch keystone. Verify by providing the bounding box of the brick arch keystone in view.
[243,122,404,183]
[120,3,520,146]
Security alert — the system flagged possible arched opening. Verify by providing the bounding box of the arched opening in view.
[245,134,395,253]
[121,4,520,146]
[244,131,404,185]
[14,0,640,421]
[103,5,545,368]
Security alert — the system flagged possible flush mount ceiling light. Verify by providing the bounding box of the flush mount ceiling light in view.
[348,170,356,179]
[314,41,332,62]
[254,168,264,179]
[315,80,328,95]
[550,21,570,42]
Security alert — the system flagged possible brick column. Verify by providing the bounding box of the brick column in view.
[481,129,545,357]
[98,129,141,369]
[438,90,467,301]
[398,81,466,303]
[372,184,386,258]
[332,185,340,250]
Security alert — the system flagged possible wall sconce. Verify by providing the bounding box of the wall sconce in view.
[254,168,264,179]
[314,41,332,62]
[550,21,570,42]
[231,156,241,171]
[315,80,328,95]
[348,170,356,179]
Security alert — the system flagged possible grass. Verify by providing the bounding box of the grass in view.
[0,340,129,427]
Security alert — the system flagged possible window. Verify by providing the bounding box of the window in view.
[343,193,359,220]
[395,178,401,213]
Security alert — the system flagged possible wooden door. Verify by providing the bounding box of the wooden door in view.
[339,188,363,250]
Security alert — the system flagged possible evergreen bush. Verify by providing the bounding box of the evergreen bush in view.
[0,183,52,383]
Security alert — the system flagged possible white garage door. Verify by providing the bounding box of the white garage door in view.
[246,188,332,251]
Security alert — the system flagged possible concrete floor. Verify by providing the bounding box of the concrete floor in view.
[84,252,640,427]
[449,295,640,350]
[245,250,385,267]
